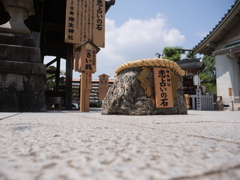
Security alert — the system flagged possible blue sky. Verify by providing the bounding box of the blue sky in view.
[44,0,236,79]
[106,0,235,48]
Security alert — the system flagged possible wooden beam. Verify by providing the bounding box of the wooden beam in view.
[46,58,57,67]
[44,40,67,48]
[207,42,216,48]
[65,44,73,110]
[42,22,64,33]
[41,45,67,59]
[213,46,240,56]
[34,0,44,32]
[177,48,194,52]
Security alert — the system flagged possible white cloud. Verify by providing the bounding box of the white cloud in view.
[181,54,187,59]
[45,14,186,80]
[94,13,185,79]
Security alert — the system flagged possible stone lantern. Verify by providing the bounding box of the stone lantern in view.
[0,0,46,112]
[0,0,35,35]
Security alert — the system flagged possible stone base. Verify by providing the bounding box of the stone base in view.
[0,90,46,112]
[102,67,187,115]
[0,32,46,112]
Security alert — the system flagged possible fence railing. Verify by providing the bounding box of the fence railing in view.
[190,94,214,110]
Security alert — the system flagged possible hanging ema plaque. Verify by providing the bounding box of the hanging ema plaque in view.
[65,0,105,47]
[74,41,100,73]
[153,67,174,108]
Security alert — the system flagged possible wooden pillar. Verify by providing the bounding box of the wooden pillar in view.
[75,41,99,112]
[56,57,60,91]
[184,94,191,109]
[65,44,73,110]
[80,72,91,112]
[85,89,90,112]
[80,73,86,112]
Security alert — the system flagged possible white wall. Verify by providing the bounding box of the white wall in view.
[216,54,240,103]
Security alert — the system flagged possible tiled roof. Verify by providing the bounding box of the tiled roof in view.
[193,0,239,50]
[176,59,204,70]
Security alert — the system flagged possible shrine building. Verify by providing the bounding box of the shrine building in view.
[194,0,240,110]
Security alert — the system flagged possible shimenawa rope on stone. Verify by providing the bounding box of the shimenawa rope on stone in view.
[115,58,185,76]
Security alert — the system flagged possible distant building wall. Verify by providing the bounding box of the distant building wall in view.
[216,54,240,103]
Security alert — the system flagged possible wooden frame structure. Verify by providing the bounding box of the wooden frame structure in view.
[22,0,114,109]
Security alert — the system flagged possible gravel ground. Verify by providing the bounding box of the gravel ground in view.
[0,110,240,180]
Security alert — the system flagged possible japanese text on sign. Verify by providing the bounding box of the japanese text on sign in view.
[153,68,174,108]
[196,88,201,110]
[74,51,80,72]
[75,43,97,73]
[85,70,92,89]
[65,0,105,47]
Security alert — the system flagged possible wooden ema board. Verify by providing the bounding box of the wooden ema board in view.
[228,88,233,97]
[80,70,92,112]
[153,67,174,108]
[74,43,97,73]
[65,0,105,47]
[98,74,109,100]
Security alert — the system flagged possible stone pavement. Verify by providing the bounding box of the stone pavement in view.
[0,110,240,180]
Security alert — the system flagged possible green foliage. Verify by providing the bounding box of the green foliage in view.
[160,47,217,94]
[200,55,216,85]
[90,102,102,108]
[204,83,217,94]
[46,73,55,90]
[186,51,197,59]
[60,69,66,77]
[46,67,66,90]
[162,46,184,62]
[200,55,216,94]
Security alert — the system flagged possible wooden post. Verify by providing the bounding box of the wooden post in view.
[85,89,90,112]
[80,71,92,112]
[184,94,191,109]
[65,44,73,110]
[56,57,60,91]
[75,41,99,112]
[80,72,86,112]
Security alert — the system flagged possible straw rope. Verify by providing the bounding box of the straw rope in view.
[115,58,185,76]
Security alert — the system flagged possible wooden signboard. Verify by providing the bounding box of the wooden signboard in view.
[85,70,92,90]
[80,70,92,112]
[153,67,173,108]
[75,42,97,73]
[98,74,109,100]
[65,0,105,47]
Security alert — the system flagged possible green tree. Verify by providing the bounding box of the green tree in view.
[186,51,197,59]
[162,46,184,62]
[46,67,66,90]
[200,55,216,94]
